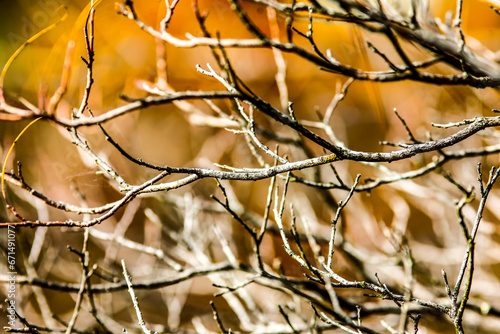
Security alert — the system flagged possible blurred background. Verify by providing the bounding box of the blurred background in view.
[1,0,500,333]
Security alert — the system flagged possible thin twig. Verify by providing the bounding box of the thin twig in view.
[122,260,153,334]
[76,2,96,118]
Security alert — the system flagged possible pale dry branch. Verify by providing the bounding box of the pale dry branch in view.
[2,1,500,333]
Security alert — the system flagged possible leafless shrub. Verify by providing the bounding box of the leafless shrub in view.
[2,0,500,333]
